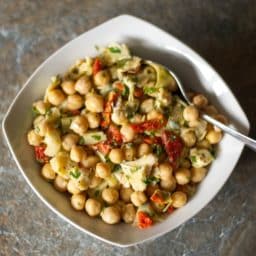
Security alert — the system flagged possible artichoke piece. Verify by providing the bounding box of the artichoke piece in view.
[189,148,214,168]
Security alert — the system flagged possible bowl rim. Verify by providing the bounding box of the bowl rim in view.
[2,14,250,247]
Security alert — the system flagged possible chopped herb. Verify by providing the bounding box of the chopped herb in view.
[91,134,102,141]
[143,176,160,185]
[35,126,40,133]
[78,136,85,145]
[70,168,81,179]
[143,87,159,94]
[122,85,129,97]
[112,164,121,172]
[108,47,121,53]
[116,58,129,68]
[153,144,164,157]
[190,155,197,163]
[32,107,40,116]
[131,166,140,173]
[45,108,52,116]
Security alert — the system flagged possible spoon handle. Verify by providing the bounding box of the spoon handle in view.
[202,114,256,151]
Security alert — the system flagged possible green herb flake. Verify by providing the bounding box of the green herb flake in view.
[45,108,52,117]
[35,126,40,133]
[143,176,160,185]
[131,166,140,173]
[91,134,102,141]
[122,86,129,97]
[78,136,85,145]
[108,47,121,53]
[190,155,197,163]
[112,164,121,172]
[94,190,100,197]
[143,87,159,94]
[69,168,81,179]
[153,144,164,157]
[32,107,40,116]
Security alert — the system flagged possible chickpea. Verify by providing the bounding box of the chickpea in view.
[130,191,147,207]
[67,179,81,195]
[196,139,211,149]
[159,163,173,180]
[102,188,119,205]
[89,175,102,189]
[137,143,152,157]
[159,89,172,106]
[183,106,199,122]
[95,162,111,178]
[84,112,101,129]
[101,206,121,224]
[122,204,136,224]
[85,198,102,217]
[75,76,92,95]
[146,184,159,197]
[147,110,163,120]
[160,176,176,191]
[120,124,135,142]
[213,114,228,125]
[67,94,84,111]
[41,163,56,181]
[120,187,134,203]
[181,131,197,147]
[62,133,79,151]
[140,98,154,113]
[206,130,222,144]
[204,105,218,116]
[180,159,191,169]
[192,94,208,108]
[124,146,137,161]
[27,130,42,146]
[81,155,100,168]
[109,148,124,164]
[33,116,50,137]
[172,191,187,208]
[33,100,49,115]
[47,89,66,106]
[175,168,191,185]
[85,93,104,113]
[94,70,111,88]
[54,175,68,192]
[71,193,86,210]
[61,80,76,95]
[191,167,207,183]
[70,116,88,135]
[70,145,87,163]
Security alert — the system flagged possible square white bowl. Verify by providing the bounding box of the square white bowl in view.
[2,14,250,247]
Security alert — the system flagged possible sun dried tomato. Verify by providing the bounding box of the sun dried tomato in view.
[131,119,165,133]
[107,124,123,144]
[92,58,102,75]
[34,145,49,164]
[161,130,183,168]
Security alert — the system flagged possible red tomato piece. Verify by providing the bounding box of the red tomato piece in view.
[143,136,162,145]
[150,193,164,204]
[161,130,183,168]
[92,58,102,75]
[167,206,175,214]
[137,211,153,229]
[134,87,144,98]
[94,141,112,155]
[34,145,49,164]
[131,119,165,133]
[107,124,123,144]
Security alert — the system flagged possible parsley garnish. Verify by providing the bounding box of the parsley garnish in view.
[112,164,121,172]
[32,107,40,116]
[122,85,129,97]
[153,144,164,157]
[45,108,52,116]
[69,168,81,179]
[35,126,40,133]
[143,87,159,94]
[109,47,121,53]
[190,155,197,163]
[92,134,101,141]
[78,136,85,145]
[143,176,160,185]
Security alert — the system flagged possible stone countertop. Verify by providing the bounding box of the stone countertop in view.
[1,0,256,255]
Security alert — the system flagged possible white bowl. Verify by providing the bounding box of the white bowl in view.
[2,14,250,247]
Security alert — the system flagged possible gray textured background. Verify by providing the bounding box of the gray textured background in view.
[1,1,256,255]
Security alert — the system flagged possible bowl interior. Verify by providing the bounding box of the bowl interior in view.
[2,15,249,247]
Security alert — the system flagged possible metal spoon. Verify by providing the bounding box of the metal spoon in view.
[168,69,256,151]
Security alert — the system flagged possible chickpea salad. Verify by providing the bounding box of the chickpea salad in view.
[27,43,228,228]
